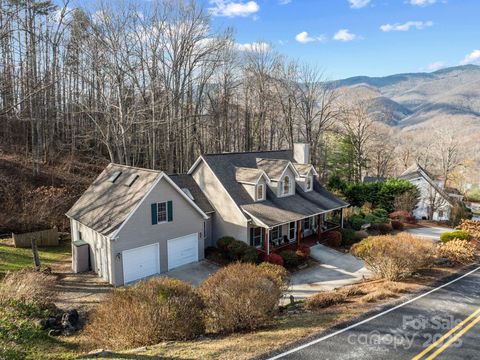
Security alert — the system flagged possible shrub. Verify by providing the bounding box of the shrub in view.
[457,219,480,240]
[0,269,57,309]
[305,291,347,310]
[353,230,369,242]
[437,239,476,265]
[280,250,300,268]
[241,247,259,263]
[389,210,416,224]
[348,213,367,230]
[217,236,235,253]
[440,230,471,243]
[264,253,284,267]
[326,231,342,247]
[227,239,249,260]
[372,208,389,220]
[394,190,419,213]
[371,222,393,235]
[296,244,311,258]
[341,228,357,246]
[391,220,404,231]
[86,278,204,349]
[351,234,436,281]
[448,203,473,227]
[200,263,282,333]
[338,285,367,297]
[361,289,396,303]
[257,262,289,291]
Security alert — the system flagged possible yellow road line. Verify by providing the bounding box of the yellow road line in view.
[412,306,480,360]
[425,312,480,360]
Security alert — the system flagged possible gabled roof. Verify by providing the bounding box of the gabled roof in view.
[66,164,161,237]
[235,167,269,185]
[190,149,348,227]
[399,163,454,206]
[293,163,318,177]
[67,164,209,238]
[169,174,215,214]
[256,158,299,181]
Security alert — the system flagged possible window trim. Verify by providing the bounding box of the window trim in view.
[305,175,313,192]
[252,227,263,248]
[157,202,167,224]
[256,183,265,201]
[282,175,291,196]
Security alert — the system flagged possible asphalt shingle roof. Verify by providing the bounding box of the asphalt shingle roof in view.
[169,174,215,214]
[202,150,348,227]
[66,164,161,237]
[235,167,265,184]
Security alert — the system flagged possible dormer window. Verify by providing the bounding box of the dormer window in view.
[306,175,313,192]
[256,184,265,201]
[282,176,291,195]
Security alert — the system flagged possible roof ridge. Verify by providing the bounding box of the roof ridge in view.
[109,163,162,174]
[204,149,290,156]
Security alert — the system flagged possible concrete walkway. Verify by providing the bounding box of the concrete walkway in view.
[286,244,372,302]
[404,225,453,243]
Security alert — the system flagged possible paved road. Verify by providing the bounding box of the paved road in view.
[404,226,453,243]
[267,266,480,360]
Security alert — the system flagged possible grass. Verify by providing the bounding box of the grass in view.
[0,239,71,277]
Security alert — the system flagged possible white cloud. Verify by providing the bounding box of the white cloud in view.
[295,31,327,44]
[235,42,270,52]
[348,0,370,9]
[209,0,259,18]
[333,29,358,41]
[380,20,433,32]
[460,50,480,65]
[426,61,445,71]
[410,0,437,6]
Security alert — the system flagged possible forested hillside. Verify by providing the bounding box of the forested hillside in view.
[1,0,478,232]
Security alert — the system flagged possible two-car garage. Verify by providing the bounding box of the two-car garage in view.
[122,233,199,284]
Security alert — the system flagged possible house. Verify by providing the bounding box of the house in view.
[362,176,387,184]
[399,163,457,221]
[67,143,348,286]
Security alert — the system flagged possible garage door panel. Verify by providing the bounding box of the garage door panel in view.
[167,234,199,270]
[123,243,160,284]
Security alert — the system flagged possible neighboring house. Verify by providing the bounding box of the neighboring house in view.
[399,163,456,221]
[67,143,348,286]
[362,176,387,184]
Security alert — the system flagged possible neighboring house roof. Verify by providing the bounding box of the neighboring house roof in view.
[169,174,215,214]
[67,164,209,238]
[234,167,268,185]
[399,163,455,206]
[363,176,387,184]
[193,150,348,227]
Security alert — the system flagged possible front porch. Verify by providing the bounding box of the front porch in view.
[250,209,344,255]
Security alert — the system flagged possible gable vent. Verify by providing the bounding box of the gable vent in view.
[108,171,122,183]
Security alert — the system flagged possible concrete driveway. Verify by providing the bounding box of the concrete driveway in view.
[286,244,372,302]
[164,260,219,286]
[404,225,453,243]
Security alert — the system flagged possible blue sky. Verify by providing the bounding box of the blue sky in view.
[206,0,480,79]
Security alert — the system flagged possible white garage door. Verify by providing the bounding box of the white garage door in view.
[167,233,199,270]
[122,243,160,284]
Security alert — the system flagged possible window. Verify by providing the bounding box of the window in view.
[438,210,444,218]
[282,176,290,195]
[256,184,265,201]
[251,227,263,248]
[306,176,313,191]
[289,222,296,240]
[108,171,122,183]
[78,231,82,241]
[157,202,167,223]
[303,217,311,231]
[270,226,282,242]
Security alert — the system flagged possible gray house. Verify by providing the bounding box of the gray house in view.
[67,143,347,286]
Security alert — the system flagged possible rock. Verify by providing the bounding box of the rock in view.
[46,317,57,328]
[48,329,62,337]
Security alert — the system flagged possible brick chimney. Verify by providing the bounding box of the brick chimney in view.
[293,143,311,164]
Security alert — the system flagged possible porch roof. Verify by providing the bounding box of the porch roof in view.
[241,184,346,228]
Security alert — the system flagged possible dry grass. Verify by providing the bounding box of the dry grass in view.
[304,291,347,310]
[0,269,57,307]
[437,239,476,264]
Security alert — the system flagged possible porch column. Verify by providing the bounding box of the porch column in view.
[340,209,344,229]
[296,220,302,246]
[317,214,321,242]
[264,228,270,255]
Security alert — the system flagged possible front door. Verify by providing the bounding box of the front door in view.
[289,222,296,240]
